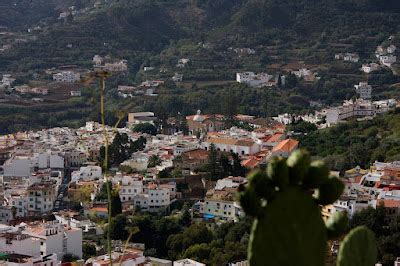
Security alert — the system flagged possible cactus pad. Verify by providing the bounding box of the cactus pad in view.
[336,226,377,266]
[238,150,348,266]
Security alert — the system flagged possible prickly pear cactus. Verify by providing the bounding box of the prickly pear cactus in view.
[238,150,346,266]
[336,226,377,266]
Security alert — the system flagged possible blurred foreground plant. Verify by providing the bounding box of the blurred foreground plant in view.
[238,149,377,266]
[86,70,127,265]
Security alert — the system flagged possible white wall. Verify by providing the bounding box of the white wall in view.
[66,228,83,258]
[3,158,34,177]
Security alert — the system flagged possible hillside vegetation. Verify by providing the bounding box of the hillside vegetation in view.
[2,0,400,72]
[298,108,400,171]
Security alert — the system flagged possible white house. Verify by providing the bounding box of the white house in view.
[387,44,396,54]
[143,66,155,72]
[70,90,82,97]
[332,195,377,218]
[22,220,82,260]
[1,74,16,87]
[53,71,80,83]
[104,60,128,72]
[202,137,261,156]
[379,55,397,67]
[128,112,156,125]
[361,63,380,73]
[172,73,183,82]
[93,55,103,66]
[354,82,372,99]
[236,72,274,87]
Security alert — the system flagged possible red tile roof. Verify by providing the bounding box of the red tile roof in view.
[272,139,299,153]
[378,199,400,208]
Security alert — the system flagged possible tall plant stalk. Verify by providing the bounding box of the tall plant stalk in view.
[98,73,113,264]
[90,70,133,265]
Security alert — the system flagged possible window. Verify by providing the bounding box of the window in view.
[123,197,125,201]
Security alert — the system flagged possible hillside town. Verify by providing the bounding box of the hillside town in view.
[1,1,400,265]
[0,102,400,264]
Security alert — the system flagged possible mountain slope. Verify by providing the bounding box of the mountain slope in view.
[1,0,400,72]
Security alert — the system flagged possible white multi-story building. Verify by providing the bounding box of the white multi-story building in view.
[325,99,396,125]
[5,192,29,218]
[52,71,80,83]
[326,99,375,125]
[119,176,144,202]
[200,188,244,222]
[64,150,87,168]
[354,82,372,99]
[0,206,14,224]
[71,165,102,182]
[131,187,171,213]
[27,181,57,215]
[236,72,274,87]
